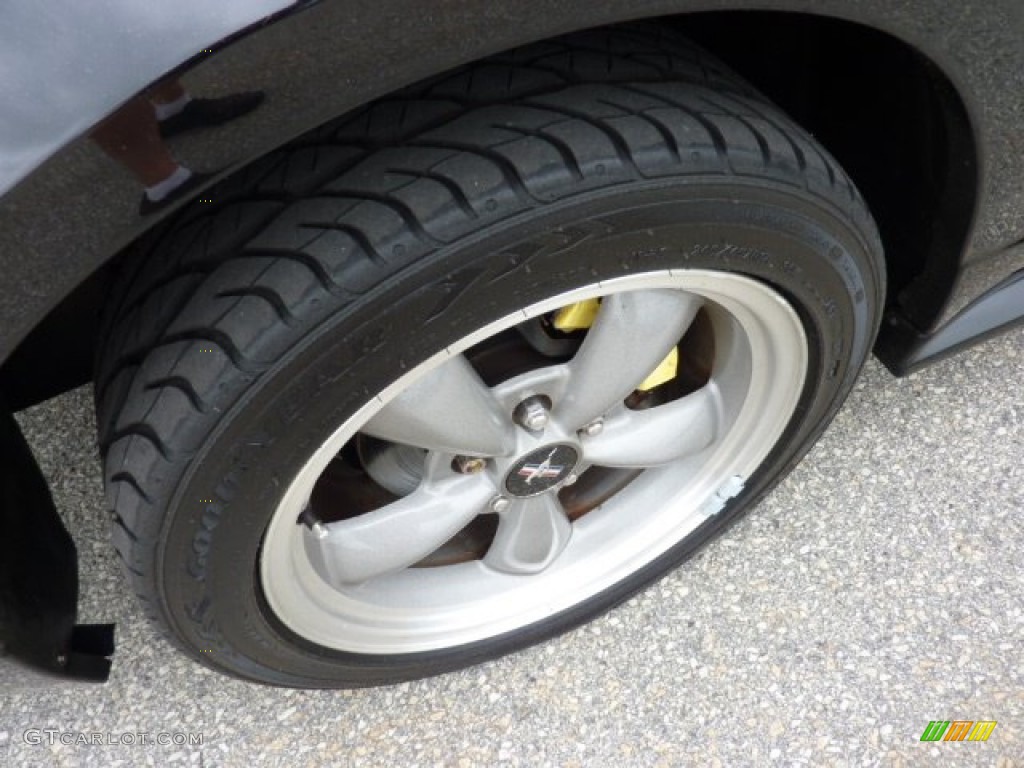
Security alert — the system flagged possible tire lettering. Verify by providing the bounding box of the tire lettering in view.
[426,266,487,324]
[490,220,614,284]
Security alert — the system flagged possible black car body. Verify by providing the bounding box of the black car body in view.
[2,0,1022,686]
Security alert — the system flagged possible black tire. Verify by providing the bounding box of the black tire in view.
[95,26,884,688]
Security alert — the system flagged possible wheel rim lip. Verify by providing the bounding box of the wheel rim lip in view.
[260,269,808,654]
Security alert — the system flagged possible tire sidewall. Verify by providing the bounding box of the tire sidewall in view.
[158,178,880,686]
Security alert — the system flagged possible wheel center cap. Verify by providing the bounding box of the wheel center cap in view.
[504,443,580,498]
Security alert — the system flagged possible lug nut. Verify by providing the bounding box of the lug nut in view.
[579,419,604,437]
[453,455,488,475]
[513,396,551,432]
[489,496,511,513]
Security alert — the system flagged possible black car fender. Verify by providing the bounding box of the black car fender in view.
[2,0,1023,686]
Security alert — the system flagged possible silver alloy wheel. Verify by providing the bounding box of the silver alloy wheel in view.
[260,269,807,654]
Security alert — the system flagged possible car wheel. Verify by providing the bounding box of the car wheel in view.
[95,27,883,687]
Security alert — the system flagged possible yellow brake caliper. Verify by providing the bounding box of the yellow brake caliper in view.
[552,300,679,391]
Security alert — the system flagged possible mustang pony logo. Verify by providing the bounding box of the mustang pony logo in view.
[517,448,563,484]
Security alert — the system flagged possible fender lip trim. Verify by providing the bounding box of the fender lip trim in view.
[875,269,1024,375]
[0,400,115,689]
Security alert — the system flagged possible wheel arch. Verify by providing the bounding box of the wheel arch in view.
[0,7,979,409]
[680,12,978,337]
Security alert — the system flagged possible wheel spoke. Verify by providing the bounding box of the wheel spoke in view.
[580,385,719,467]
[555,290,702,429]
[362,354,515,456]
[483,494,572,575]
[315,474,494,584]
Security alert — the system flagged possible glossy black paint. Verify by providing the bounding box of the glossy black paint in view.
[2,0,1024,381]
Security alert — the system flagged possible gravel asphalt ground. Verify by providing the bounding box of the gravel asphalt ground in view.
[1,330,1021,767]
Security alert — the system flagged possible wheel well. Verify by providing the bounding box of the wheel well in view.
[0,11,976,409]
[677,12,976,329]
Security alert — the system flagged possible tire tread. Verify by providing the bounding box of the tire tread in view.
[94,23,880,670]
